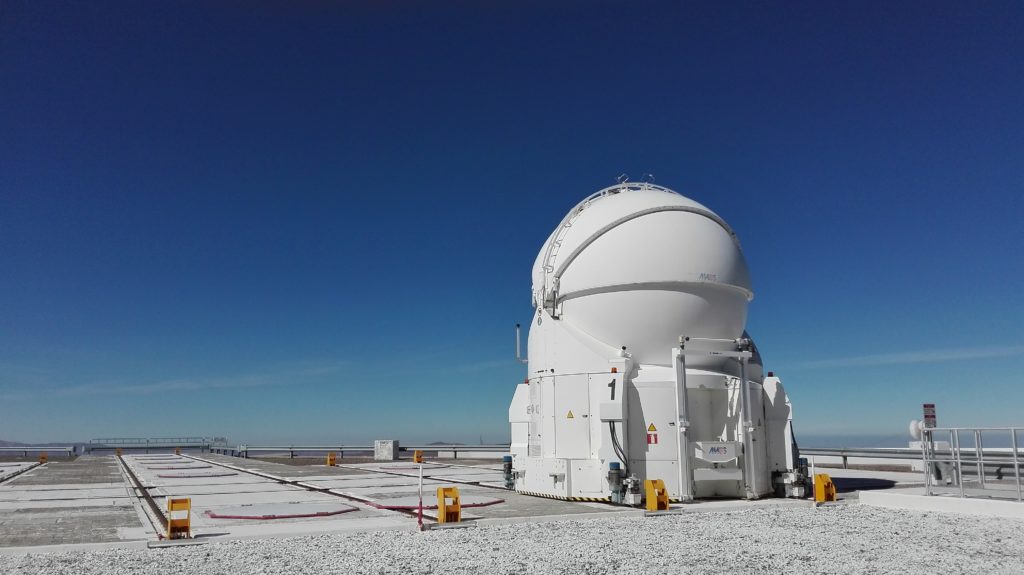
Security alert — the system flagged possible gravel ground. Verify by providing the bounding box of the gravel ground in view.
[4,504,1022,574]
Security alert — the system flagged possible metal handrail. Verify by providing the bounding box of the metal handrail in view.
[920,426,1022,503]
[216,444,512,459]
[0,446,75,456]
[922,426,1024,432]
[208,443,1019,463]
[401,445,510,451]
[90,437,212,444]
[86,437,226,453]
[802,446,1023,461]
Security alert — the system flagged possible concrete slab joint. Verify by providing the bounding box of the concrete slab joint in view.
[374,440,399,461]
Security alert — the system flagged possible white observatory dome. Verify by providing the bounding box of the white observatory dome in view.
[531,183,752,365]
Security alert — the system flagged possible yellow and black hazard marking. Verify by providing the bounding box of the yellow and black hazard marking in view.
[516,490,610,503]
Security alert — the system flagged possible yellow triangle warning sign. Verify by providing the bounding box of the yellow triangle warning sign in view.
[648,423,657,432]
[566,410,574,419]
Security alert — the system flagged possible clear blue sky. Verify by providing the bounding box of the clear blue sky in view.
[2,2,1022,446]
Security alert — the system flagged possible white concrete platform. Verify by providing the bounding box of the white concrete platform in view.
[17,452,894,551]
[299,476,442,489]
[118,454,402,538]
[339,461,507,487]
[0,498,136,510]
[144,464,212,470]
[366,494,504,509]
[0,486,130,501]
[434,473,505,482]
[0,456,149,547]
[153,491,340,508]
[204,502,359,520]
[861,487,1024,519]
[0,463,37,482]
[151,475,269,486]
[155,471,238,478]
[283,473,395,482]
[155,483,298,496]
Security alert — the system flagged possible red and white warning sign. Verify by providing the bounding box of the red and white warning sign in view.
[922,403,937,428]
[646,423,658,445]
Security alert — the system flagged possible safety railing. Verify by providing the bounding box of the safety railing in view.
[800,447,920,475]
[86,437,226,453]
[921,426,1022,503]
[801,446,1023,478]
[0,446,76,457]
[802,447,920,462]
[218,444,512,459]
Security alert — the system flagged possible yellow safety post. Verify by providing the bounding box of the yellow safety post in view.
[645,479,669,512]
[175,447,181,456]
[413,450,424,464]
[166,497,192,539]
[115,448,123,456]
[436,487,461,524]
[326,452,337,467]
[39,452,48,464]
[814,473,837,503]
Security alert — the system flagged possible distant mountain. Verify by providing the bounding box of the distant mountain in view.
[0,440,28,447]
[0,439,86,448]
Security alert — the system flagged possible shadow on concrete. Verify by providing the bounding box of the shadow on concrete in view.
[832,477,897,493]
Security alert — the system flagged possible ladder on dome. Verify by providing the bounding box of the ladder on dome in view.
[539,181,677,315]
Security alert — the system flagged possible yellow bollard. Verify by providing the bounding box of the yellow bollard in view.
[645,479,669,512]
[175,447,181,456]
[413,450,424,464]
[326,452,337,467]
[436,487,461,523]
[39,452,48,464]
[814,473,837,503]
[166,497,192,539]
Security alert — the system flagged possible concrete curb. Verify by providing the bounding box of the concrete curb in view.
[860,489,1024,519]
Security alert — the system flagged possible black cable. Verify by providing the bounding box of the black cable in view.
[609,421,629,475]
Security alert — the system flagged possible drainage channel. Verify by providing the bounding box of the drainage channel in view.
[116,454,169,537]
[180,454,435,521]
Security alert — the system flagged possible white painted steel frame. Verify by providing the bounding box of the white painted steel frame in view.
[675,338,756,499]
[672,349,690,501]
